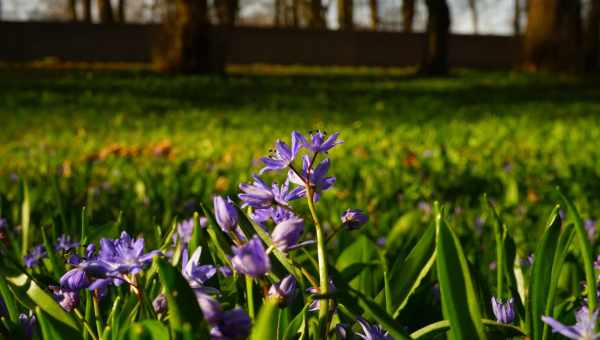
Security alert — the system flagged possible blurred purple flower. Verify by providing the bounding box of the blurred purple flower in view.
[308,280,336,312]
[491,297,515,324]
[19,311,36,339]
[231,236,271,277]
[210,308,251,340]
[0,296,7,318]
[585,219,597,241]
[153,293,168,314]
[341,209,369,230]
[60,267,91,290]
[335,323,349,339]
[251,206,296,227]
[50,286,79,311]
[213,196,239,232]
[418,201,432,215]
[239,175,274,209]
[355,317,393,340]
[174,217,208,246]
[296,130,343,154]
[259,131,303,174]
[268,275,297,306]
[376,237,386,248]
[271,217,304,252]
[542,306,600,339]
[196,292,222,324]
[55,234,80,252]
[24,244,47,268]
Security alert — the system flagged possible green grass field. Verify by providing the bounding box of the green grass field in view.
[2,67,600,338]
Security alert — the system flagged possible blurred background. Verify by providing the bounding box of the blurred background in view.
[0,0,600,263]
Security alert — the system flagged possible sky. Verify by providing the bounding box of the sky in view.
[2,0,521,36]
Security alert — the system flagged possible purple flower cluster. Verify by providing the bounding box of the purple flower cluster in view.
[24,244,47,268]
[355,317,393,340]
[542,306,600,339]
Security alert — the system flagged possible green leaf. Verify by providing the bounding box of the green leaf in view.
[155,257,209,339]
[4,272,80,331]
[435,203,486,340]
[121,320,170,340]
[381,223,436,318]
[557,188,597,312]
[0,275,19,321]
[250,301,278,340]
[410,319,525,339]
[336,236,378,295]
[529,206,561,340]
[35,307,82,340]
[283,304,309,340]
[21,180,30,257]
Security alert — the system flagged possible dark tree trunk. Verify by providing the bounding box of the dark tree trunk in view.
[118,0,126,22]
[513,0,521,35]
[153,0,224,74]
[467,0,478,34]
[83,0,92,22]
[68,0,77,21]
[420,0,450,75]
[310,0,325,28]
[524,0,583,71]
[337,0,353,30]
[584,0,600,71]
[369,0,378,30]
[216,0,239,26]
[292,0,299,27]
[98,0,114,23]
[275,0,282,26]
[402,0,415,33]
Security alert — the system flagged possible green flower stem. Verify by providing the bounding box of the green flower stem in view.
[246,275,255,319]
[74,308,99,340]
[306,187,330,337]
[92,292,103,338]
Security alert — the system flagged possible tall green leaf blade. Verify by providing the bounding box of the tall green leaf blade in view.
[529,206,561,340]
[410,319,525,339]
[155,257,209,339]
[435,204,486,340]
[21,180,30,257]
[557,188,598,312]
[122,320,170,340]
[35,307,82,340]
[250,301,278,340]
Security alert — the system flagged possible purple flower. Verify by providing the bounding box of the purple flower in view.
[0,218,7,231]
[196,292,222,324]
[60,267,91,290]
[0,296,7,318]
[268,275,297,306]
[231,236,271,277]
[288,156,336,201]
[335,323,349,339]
[55,234,80,252]
[355,317,393,340]
[418,201,432,215]
[174,217,208,246]
[239,175,275,209]
[341,209,369,230]
[308,280,336,312]
[586,219,596,241]
[542,306,600,339]
[299,130,343,154]
[19,311,37,338]
[213,196,239,232]
[50,286,79,311]
[97,231,160,275]
[271,218,304,252]
[182,247,217,290]
[259,132,303,174]
[153,293,168,314]
[210,308,251,340]
[252,205,297,227]
[491,297,515,324]
[24,244,47,268]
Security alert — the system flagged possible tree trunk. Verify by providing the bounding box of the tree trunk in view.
[216,0,239,26]
[513,0,521,35]
[68,0,77,21]
[309,0,325,28]
[275,0,282,26]
[420,0,450,75]
[584,0,600,71]
[118,0,126,22]
[337,0,353,30]
[98,0,114,23]
[467,0,478,34]
[524,0,583,71]
[292,0,299,27]
[402,0,415,33]
[367,0,378,30]
[153,0,224,74]
[83,0,92,22]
